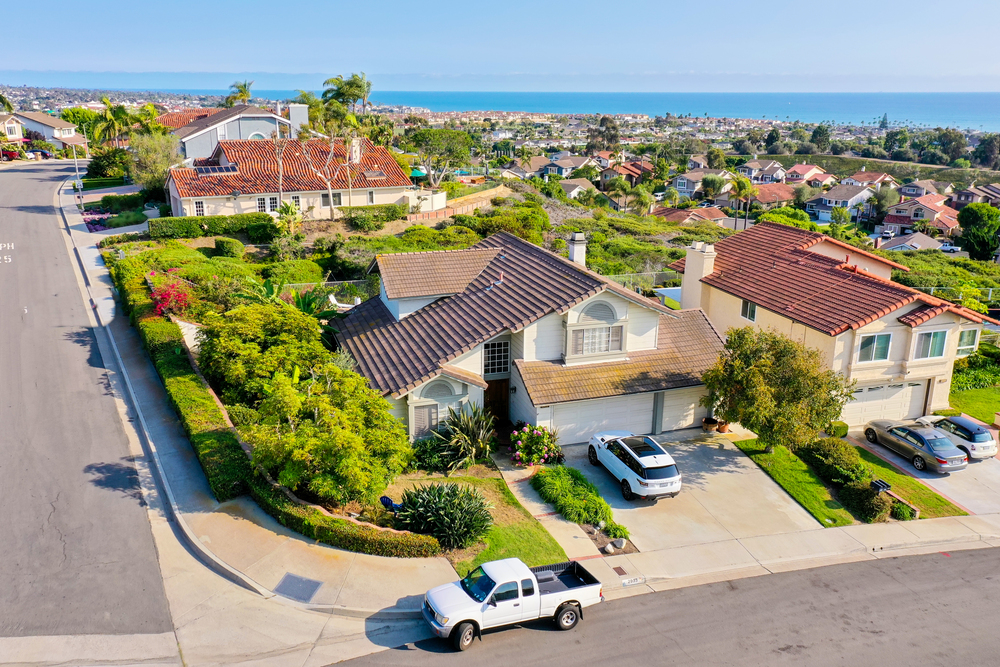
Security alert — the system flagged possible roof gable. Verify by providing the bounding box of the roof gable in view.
[376,248,499,299]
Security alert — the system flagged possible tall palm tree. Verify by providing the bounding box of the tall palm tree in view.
[0,92,12,113]
[629,185,654,215]
[605,176,632,211]
[728,175,758,226]
[93,97,137,148]
[227,80,254,106]
[353,72,372,115]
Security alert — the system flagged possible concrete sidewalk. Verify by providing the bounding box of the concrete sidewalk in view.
[59,184,458,620]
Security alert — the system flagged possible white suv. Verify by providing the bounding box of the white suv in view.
[588,431,682,501]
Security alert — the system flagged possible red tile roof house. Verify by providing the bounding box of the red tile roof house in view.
[165,138,445,219]
[806,173,839,188]
[671,223,997,425]
[785,163,828,184]
[337,232,725,443]
[715,182,795,210]
[599,160,655,189]
[881,194,961,237]
[841,169,899,191]
[651,206,728,224]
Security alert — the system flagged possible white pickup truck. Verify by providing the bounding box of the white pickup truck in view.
[422,558,604,651]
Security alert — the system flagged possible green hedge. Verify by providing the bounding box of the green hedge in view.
[102,192,146,213]
[98,232,144,248]
[148,212,274,240]
[214,237,245,258]
[827,421,849,438]
[799,438,872,487]
[531,466,629,538]
[263,259,324,284]
[838,481,893,523]
[340,203,409,223]
[247,220,282,244]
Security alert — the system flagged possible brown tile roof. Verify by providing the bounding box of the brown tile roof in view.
[883,194,960,230]
[440,365,489,389]
[651,206,726,223]
[338,232,677,397]
[375,248,499,299]
[155,108,223,129]
[897,304,950,327]
[514,310,723,405]
[169,138,412,198]
[517,156,551,173]
[14,111,76,129]
[786,164,824,177]
[846,171,895,184]
[667,223,999,336]
[752,183,796,205]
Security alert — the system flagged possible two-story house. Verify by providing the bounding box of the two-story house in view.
[687,155,709,170]
[737,159,786,183]
[337,232,725,443]
[807,173,838,189]
[951,183,1000,210]
[898,179,953,198]
[0,114,25,144]
[841,169,898,191]
[671,169,734,199]
[785,163,828,184]
[672,223,996,425]
[881,194,961,237]
[169,104,302,159]
[540,156,596,178]
[805,184,873,221]
[13,111,88,152]
[599,160,654,190]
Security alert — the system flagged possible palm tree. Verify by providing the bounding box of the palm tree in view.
[227,80,254,106]
[0,92,12,113]
[629,185,654,215]
[93,97,138,148]
[353,72,373,114]
[728,175,758,226]
[605,176,632,211]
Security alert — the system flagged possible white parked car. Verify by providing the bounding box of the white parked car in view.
[916,415,998,460]
[588,431,682,500]
[423,558,603,651]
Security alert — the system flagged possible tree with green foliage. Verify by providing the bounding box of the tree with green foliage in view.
[661,186,680,207]
[706,147,727,169]
[224,80,254,107]
[60,107,100,141]
[934,127,967,162]
[570,164,599,182]
[700,173,727,200]
[746,128,766,150]
[973,134,1000,170]
[765,128,781,148]
[585,115,620,153]
[405,128,473,188]
[872,187,900,220]
[810,125,831,152]
[728,175,758,225]
[130,133,181,193]
[793,184,820,208]
[831,206,851,226]
[957,203,1000,261]
[0,91,11,112]
[883,128,910,154]
[701,327,855,452]
[629,184,654,215]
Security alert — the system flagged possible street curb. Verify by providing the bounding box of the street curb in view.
[57,183,404,620]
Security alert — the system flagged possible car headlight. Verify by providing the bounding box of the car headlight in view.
[435,611,449,626]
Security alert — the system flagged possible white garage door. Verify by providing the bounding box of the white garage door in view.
[552,394,655,444]
[840,381,927,426]
[661,387,709,431]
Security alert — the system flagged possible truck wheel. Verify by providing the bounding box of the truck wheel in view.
[451,622,475,651]
[555,604,580,630]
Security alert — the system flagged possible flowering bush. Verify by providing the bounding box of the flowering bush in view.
[510,425,563,466]
[150,280,192,316]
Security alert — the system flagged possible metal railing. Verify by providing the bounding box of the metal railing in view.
[282,280,376,300]
[912,286,998,301]
[603,271,681,292]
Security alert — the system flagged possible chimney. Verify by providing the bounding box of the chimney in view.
[568,232,587,266]
[287,103,309,137]
[861,165,866,172]
[680,242,717,310]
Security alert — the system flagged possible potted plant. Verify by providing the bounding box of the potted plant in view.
[702,417,719,432]
[717,420,730,433]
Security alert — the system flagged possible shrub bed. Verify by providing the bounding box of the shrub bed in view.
[149,212,274,240]
[102,192,146,212]
[340,203,409,223]
[826,421,849,438]
[394,483,494,550]
[799,437,872,487]
[214,237,245,258]
[263,259,324,284]
[531,466,628,538]
[838,481,893,523]
[510,424,562,465]
[98,232,145,248]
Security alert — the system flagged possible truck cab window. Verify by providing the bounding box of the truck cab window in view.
[521,579,535,597]
[492,582,519,602]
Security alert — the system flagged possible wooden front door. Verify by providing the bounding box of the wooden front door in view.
[485,379,510,421]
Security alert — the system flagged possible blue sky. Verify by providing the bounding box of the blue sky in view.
[5,0,1000,92]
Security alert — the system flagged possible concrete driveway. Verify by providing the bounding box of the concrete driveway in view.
[564,430,821,553]
[851,432,1000,515]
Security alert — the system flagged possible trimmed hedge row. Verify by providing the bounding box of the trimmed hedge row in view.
[531,465,629,539]
[339,203,409,223]
[148,212,275,240]
[106,249,441,557]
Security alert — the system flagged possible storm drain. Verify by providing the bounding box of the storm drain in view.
[274,573,323,603]
[612,566,628,576]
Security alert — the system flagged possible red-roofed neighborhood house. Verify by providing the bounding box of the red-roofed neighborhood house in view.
[599,160,655,189]
[671,223,996,424]
[881,194,961,237]
[785,163,828,184]
[166,138,443,219]
[841,169,899,191]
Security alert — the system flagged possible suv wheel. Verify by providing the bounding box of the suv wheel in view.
[621,479,635,501]
[588,446,599,466]
[912,455,926,471]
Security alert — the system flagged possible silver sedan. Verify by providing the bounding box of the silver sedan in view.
[864,420,968,473]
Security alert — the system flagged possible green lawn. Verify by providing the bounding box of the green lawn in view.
[854,447,967,519]
[732,439,854,527]
[951,388,1000,425]
[78,177,126,191]
[661,296,681,310]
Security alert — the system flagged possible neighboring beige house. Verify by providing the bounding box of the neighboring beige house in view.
[951,183,1000,210]
[736,159,786,183]
[687,155,709,170]
[672,222,996,425]
[558,178,598,199]
[898,179,953,198]
[166,138,446,218]
[785,163,828,184]
[0,115,25,144]
[841,169,898,191]
[881,194,960,237]
[338,232,724,443]
[13,111,88,151]
[671,169,734,199]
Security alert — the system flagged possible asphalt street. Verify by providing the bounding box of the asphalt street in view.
[346,547,1000,666]
[0,162,173,636]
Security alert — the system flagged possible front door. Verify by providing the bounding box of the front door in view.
[485,379,509,421]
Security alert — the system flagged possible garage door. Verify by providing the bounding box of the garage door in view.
[840,381,927,426]
[661,387,709,432]
[552,394,655,444]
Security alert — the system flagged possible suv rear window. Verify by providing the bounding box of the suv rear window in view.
[973,432,993,443]
[642,464,680,480]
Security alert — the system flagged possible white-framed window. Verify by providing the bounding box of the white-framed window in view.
[484,341,510,375]
[413,405,438,438]
[571,326,623,355]
[367,190,375,205]
[257,197,267,213]
[915,330,947,359]
[268,196,278,212]
[858,333,891,362]
[957,329,979,357]
[248,132,265,140]
[321,193,342,207]
[913,208,924,219]
[741,299,757,322]
[194,201,205,216]
[291,195,301,209]
[5,125,16,136]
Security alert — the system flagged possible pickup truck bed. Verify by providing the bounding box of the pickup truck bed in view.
[530,561,599,595]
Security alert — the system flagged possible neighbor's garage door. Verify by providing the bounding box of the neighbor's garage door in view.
[661,386,710,432]
[840,381,927,426]
[552,394,655,444]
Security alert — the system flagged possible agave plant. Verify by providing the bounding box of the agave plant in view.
[394,483,493,549]
[433,403,496,474]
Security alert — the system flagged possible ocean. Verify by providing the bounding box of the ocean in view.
[161,90,1000,131]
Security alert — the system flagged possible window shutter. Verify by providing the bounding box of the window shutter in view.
[610,326,623,351]
[571,329,584,355]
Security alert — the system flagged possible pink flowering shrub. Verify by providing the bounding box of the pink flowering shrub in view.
[510,425,563,466]
[150,281,192,316]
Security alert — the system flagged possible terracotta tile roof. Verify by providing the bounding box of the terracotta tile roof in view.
[338,232,677,397]
[651,206,726,223]
[440,365,489,389]
[155,108,223,129]
[169,138,412,198]
[808,173,838,185]
[514,310,724,405]
[604,161,654,179]
[786,164,824,177]
[376,248,499,299]
[884,195,960,230]
[846,171,895,184]
[666,223,982,336]
[752,183,796,205]
[898,304,950,327]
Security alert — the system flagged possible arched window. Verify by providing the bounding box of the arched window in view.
[248,132,266,140]
[423,381,454,399]
[580,301,616,324]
